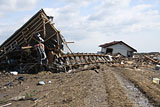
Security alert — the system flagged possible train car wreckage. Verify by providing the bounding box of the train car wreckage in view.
[0,9,111,73]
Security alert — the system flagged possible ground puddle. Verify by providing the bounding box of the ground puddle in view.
[114,71,153,107]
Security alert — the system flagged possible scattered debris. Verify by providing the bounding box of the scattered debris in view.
[94,69,99,73]
[37,81,45,85]
[48,81,52,84]
[4,82,13,87]
[155,65,160,70]
[144,55,159,64]
[15,76,24,81]
[67,70,72,73]
[10,71,18,75]
[108,55,113,61]
[153,78,160,84]
[0,103,12,107]
[10,96,25,101]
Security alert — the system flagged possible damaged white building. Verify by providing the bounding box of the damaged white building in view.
[99,41,137,57]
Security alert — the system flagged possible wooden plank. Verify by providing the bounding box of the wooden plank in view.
[4,19,43,53]
[44,32,57,42]
[1,15,41,50]
[43,17,46,38]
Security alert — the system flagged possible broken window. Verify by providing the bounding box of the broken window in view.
[127,51,133,57]
[106,48,113,54]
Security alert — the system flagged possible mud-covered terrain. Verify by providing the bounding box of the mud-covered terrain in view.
[0,64,160,107]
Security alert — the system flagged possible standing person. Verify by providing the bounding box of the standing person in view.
[35,42,48,65]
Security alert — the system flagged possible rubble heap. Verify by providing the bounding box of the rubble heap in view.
[0,9,69,73]
[0,9,111,73]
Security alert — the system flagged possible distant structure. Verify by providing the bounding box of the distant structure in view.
[99,41,137,57]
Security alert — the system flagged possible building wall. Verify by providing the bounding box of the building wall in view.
[101,43,134,56]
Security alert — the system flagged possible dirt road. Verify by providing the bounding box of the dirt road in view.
[0,64,159,107]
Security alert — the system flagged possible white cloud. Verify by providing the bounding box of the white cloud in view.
[60,0,96,7]
[0,0,40,44]
[44,0,160,52]
[0,12,4,18]
[0,0,39,12]
[0,24,19,43]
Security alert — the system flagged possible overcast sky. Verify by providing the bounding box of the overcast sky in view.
[0,0,160,53]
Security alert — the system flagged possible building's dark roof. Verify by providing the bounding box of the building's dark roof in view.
[99,41,137,52]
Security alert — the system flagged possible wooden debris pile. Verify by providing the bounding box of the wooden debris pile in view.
[0,9,69,73]
[112,52,160,68]
[0,9,112,73]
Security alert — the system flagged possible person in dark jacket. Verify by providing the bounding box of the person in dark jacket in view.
[35,43,48,64]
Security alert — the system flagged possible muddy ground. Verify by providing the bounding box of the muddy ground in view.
[0,64,160,107]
